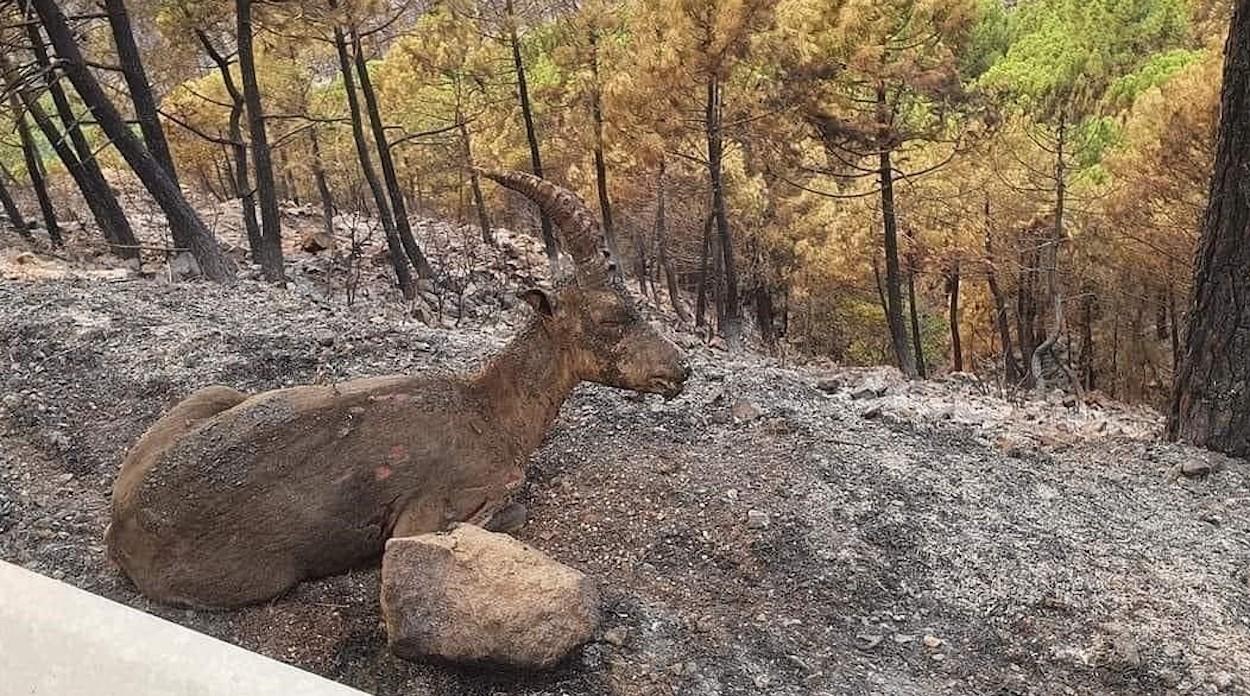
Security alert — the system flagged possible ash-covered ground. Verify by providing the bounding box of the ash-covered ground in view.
[1,220,1248,696]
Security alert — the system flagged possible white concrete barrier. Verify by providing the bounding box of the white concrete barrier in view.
[0,560,370,695]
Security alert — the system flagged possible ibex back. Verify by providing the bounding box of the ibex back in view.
[106,171,689,608]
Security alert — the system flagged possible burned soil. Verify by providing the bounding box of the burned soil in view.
[2,232,1249,696]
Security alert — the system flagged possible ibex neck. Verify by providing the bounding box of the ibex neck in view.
[473,321,580,457]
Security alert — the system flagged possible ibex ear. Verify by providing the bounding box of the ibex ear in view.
[519,288,555,318]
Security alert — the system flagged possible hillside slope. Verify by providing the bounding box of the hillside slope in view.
[1,232,1248,696]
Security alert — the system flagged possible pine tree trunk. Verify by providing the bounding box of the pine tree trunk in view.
[458,119,492,246]
[985,227,1021,384]
[1167,0,1250,455]
[351,30,434,279]
[8,91,61,246]
[309,129,336,239]
[948,261,963,373]
[505,0,558,266]
[24,22,138,257]
[1080,293,1095,391]
[0,167,29,235]
[654,161,689,322]
[588,29,619,266]
[879,153,914,376]
[33,0,235,279]
[328,13,412,298]
[695,212,713,328]
[103,0,178,186]
[197,30,263,265]
[907,255,926,379]
[706,76,740,341]
[236,0,285,283]
[11,74,119,252]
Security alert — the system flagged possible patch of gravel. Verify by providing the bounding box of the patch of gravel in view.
[2,256,1249,695]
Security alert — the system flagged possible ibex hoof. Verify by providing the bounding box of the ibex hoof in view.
[484,502,527,533]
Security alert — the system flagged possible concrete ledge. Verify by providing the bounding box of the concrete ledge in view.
[0,560,369,695]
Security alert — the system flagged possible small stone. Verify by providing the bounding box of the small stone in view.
[816,377,842,393]
[1159,670,1182,687]
[922,635,943,649]
[1111,632,1142,669]
[731,399,761,422]
[854,633,884,651]
[894,634,916,644]
[725,488,739,502]
[314,330,337,347]
[603,627,628,647]
[746,509,770,530]
[1211,671,1234,691]
[56,473,73,484]
[752,674,770,689]
[1181,458,1213,477]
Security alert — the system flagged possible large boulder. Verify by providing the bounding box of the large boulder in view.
[380,524,600,669]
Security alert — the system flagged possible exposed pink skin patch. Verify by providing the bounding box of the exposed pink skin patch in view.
[388,445,408,464]
[374,465,393,481]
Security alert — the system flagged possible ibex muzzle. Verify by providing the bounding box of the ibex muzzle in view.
[106,171,688,608]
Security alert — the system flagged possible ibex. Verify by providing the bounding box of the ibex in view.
[105,171,689,609]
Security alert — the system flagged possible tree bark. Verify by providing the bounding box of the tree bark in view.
[654,161,689,322]
[309,128,336,239]
[706,76,740,341]
[984,219,1021,384]
[458,118,492,246]
[32,0,236,280]
[695,211,713,328]
[588,28,619,266]
[907,254,926,378]
[8,91,61,246]
[0,167,29,236]
[1167,0,1250,456]
[196,29,263,266]
[328,14,412,298]
[236,0,285,283]
[351,29,434,279]
[103,0,178,186]
[947,260,963,372]
[505,0,558,265]
[24,22,138,257]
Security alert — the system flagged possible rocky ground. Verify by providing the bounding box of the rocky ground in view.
[2,220,1249,696]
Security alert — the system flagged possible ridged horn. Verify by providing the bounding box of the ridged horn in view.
[475,168,610,278]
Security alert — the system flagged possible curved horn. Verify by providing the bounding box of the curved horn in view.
[476,168,610,278]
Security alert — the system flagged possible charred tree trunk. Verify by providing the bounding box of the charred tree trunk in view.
[236,0,285,283]
[196,30,263,266]
[1080,292,1095,391]
[654,161,689,322]
[24,22,138,256]
[880,163,914,376]
[0,168,29,235]
[907,254,926,379]
[328,14,412,298]
[103,0,177,185]
[588,29,619,266]
[633,224,650,296]
[351,29,434,279]
[695,211,713,328]
[1168,0,1250,456]
[458,119,492,246]
[505,0,557,265]
[32,0,235,279]
[706,76,740,341]
[8,92,60,246]
[309,129,336,239]
[947,261,963,373]
[984,218,1021,384]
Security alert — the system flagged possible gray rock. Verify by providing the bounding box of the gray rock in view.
[747,509,770,529]
[381,524,599,669]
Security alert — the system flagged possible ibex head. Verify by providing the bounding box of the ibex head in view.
[480,169,690,399]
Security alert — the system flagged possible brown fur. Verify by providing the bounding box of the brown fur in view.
[106,282,688,608]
